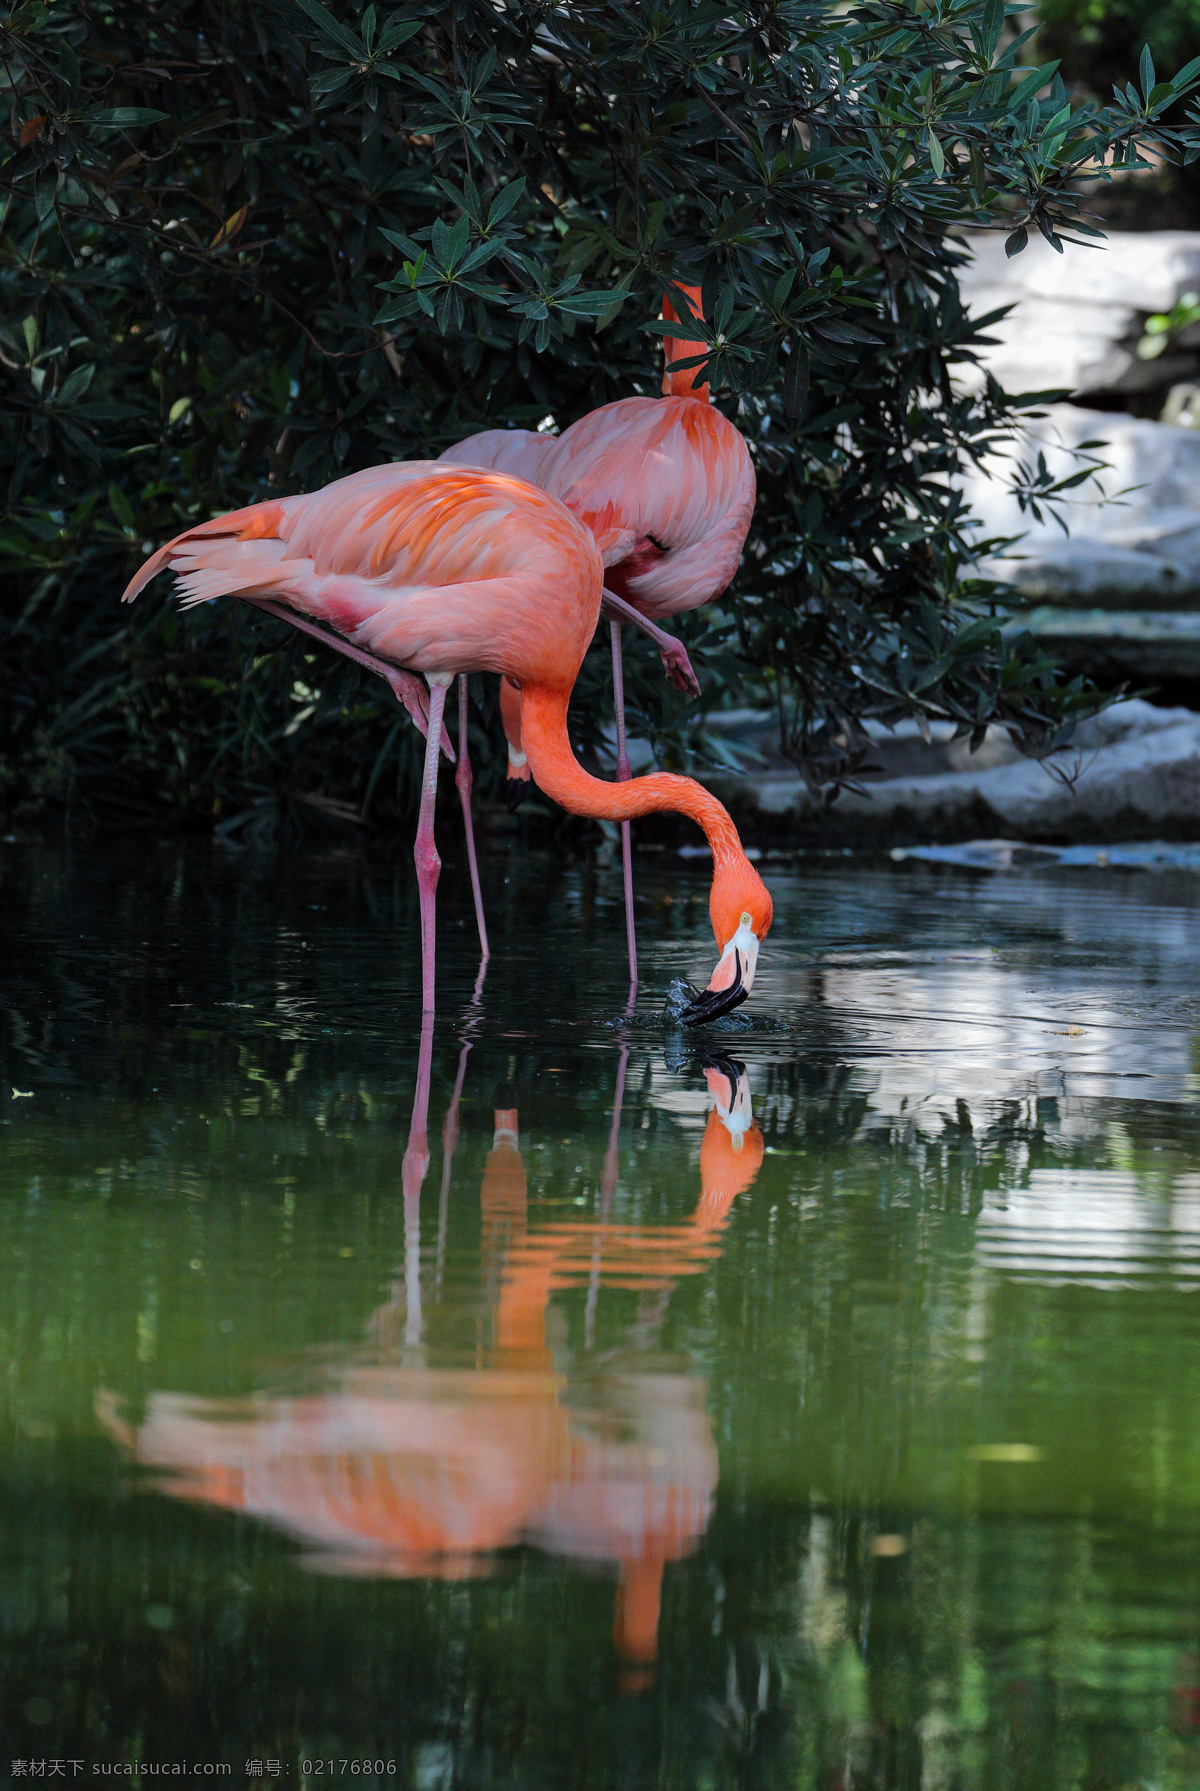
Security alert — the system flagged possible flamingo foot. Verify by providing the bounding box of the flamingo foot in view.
[601,588,701,700]
[386,667,456,763]
[658,639,701,700]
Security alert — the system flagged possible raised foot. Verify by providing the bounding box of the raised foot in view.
[386,668,456,762]
[659,640,701,699]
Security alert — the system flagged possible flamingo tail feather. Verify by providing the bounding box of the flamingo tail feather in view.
[121,500,288,604]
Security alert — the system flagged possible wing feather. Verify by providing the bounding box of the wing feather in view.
[438,428,559,484]
[120,462,602,687]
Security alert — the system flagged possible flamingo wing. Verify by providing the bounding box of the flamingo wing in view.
[544,398,755,617]
[438,428,560,485]
[122,462,603,689]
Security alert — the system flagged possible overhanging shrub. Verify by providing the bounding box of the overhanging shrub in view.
[3,0,1199,832]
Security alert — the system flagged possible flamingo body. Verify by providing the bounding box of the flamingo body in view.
[124,463,602,691]
[441,286,754,625]
[438,427,559,485]
[442,399,753,622]
[122,459,772,1014]
[542,395,754,620]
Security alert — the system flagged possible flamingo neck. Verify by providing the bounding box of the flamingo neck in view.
[662,283,710,403]
[519,685,745,869]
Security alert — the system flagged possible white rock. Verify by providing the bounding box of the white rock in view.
[961,403,1200,600]
[714,701,1200,842]
[1003,541,1196,604]
[960,229,1200,313]
[956,230,1200,397]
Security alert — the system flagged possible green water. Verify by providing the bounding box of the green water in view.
[3,839,1200,1790]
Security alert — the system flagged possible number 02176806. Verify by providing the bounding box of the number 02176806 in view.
[300,1765,397,1777]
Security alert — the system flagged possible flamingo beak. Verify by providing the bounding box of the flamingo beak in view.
[703,1055,754,1146]
[681,917,760,1027]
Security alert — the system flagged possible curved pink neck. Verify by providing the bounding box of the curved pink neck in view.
[520,685,745,868]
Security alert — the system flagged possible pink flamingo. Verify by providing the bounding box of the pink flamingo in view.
[441,286,755,984]
[97,1050,763,1681]
[122,462,771,1022]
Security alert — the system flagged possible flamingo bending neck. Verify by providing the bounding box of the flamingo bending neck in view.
[518,683,771,949]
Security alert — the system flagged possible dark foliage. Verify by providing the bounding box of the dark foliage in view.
[1039,0,1200,102]
[1036,0,1200,224]
[3,0,1200,834]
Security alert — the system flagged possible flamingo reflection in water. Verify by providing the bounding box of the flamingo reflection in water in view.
[98,1039,762,1686]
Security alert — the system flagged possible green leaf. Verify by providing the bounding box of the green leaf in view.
[487,179,526,229]
[291,0,365,58]
[309,69,354,96]
[1139,43,1155,102]
[783,343,809,417]
[109,484,135,530]
[1169,53,1200,92]
[89,108,170,129]
[54,365,95,407]
[378,17,421,53]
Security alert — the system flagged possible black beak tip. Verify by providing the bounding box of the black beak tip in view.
[701,1050,745,1081]
[506,777,528,813]
[679,952,748,1028]
[680,988,748,1027]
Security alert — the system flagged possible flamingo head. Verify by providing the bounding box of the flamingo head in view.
[703,1055,755,1147]
[505,746,530,812]
[681,855,773,1026]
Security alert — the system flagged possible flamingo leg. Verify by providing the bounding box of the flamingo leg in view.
[455,676,490,960]
[435,963,487,1293]
[610,619,638,991]
[415,677,450,1015]
[401,1011,435,1349]
[242,596,455,761]
[601,587,700,699]
[586,1036,630,1351]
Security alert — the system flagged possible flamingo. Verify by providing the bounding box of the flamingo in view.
[440,285,755,984]
[96,1042,763,1682]
[121,461,771,1023]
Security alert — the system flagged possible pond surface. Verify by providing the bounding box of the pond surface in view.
[3,836,1200,1790]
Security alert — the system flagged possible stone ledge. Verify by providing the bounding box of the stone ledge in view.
[701,700,1200,845]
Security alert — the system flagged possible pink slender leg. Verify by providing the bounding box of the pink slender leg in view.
[601,587,700,699]
[400,1011,435,1349]
[586,1037,630,1349]
[415,678,450,1015]
[610,619,638,990]
[455,676,490,959]
[242,596,455,761]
